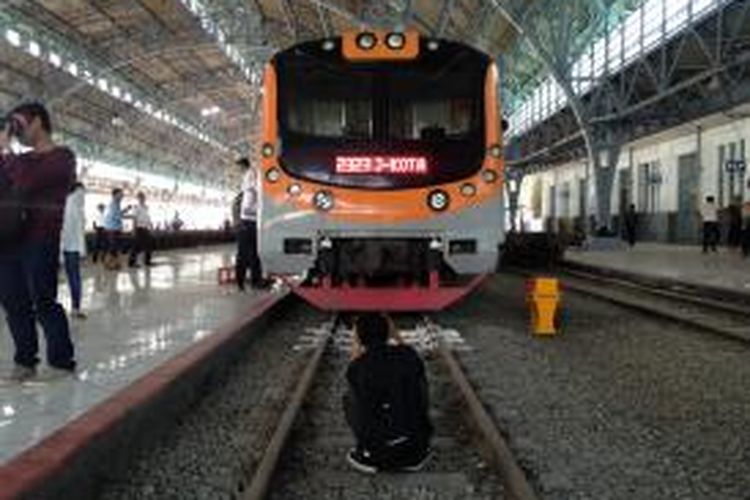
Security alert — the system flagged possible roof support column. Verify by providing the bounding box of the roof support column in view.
[489,1,601,233]
[590,127,623,232]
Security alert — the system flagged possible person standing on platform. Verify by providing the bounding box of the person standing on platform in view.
[103,188,130,270]
[128,191,153,268]
[0,102,77,380]
[344,313,433,473]
[699,195,720,253]
[171,211,184,232]
[623,204,638,248]
[91,203,106,263]
[61,182,87,319]
[235,158,263,291]
[728,196,743,249]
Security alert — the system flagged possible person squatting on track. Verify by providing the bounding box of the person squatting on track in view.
[235,158,263,291]
[0,102,77,381]
[60,181,87,320]
[344,313,433,473]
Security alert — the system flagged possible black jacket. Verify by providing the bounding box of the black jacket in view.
[346,344,433,451]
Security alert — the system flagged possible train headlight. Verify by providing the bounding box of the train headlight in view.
[427,40,440,51]
[322,39,336,51]
[266,167,281,183]
[386,32,406,50]
[488,144,502,158]
[319,237,333,249]
[262,143,275,158]
[427,190,450,212]
[460,183,477,197]
[482,170,498,184]
[313,190,335,211]
[356,32,377,50]
[287,183,302,197]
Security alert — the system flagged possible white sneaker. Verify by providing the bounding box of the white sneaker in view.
[398,448,433,472]
[347,448,378,474]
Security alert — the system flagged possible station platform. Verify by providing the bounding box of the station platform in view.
[0,245,279,466]
[565,242,750,298]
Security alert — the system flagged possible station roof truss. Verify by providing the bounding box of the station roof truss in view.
[5,0,741,188]
[506,0,750,175]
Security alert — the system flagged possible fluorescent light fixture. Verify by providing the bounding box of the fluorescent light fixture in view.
[28,40,41,57]
[6,29,21,47]
[49,52,62,67]
[5,17,230,152]
[201,105,221,117]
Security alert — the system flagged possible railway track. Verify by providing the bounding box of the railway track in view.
[245,316,537,500]
[557,267,750,345]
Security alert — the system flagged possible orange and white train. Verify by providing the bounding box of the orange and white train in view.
[257,31,505,311]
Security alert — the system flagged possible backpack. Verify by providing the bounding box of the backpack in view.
[0,170,27,249]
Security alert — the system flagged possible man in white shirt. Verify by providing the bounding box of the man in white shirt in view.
[128,191,154,267]
[699,195,719,253]
[91,203,106,263]
[235,158,263,290]
[61,182,87,319]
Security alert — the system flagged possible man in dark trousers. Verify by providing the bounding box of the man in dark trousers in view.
[623,204,638,247]
[91,203,106,263]
[344,313,433,473]
[235,158,263,291]
[128,191,154,267]
[699,195,720,253]
[0,102,77,381]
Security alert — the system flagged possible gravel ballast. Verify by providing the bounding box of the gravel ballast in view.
[98,302,326,500]
[438,274,750,499]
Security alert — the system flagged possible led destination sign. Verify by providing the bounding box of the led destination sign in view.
[335,156,428,175]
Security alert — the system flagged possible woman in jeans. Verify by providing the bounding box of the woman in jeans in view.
[61,182,87,319]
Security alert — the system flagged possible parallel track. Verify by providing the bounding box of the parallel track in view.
[557,267,750,345]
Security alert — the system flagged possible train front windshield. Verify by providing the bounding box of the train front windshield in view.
[275,40,490,189]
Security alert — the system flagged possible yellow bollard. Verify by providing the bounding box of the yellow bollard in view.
[526,277,561,336]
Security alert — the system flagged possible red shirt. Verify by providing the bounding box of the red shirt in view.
[0,147,76,243]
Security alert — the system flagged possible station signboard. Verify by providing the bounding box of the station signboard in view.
[724,159,746,174]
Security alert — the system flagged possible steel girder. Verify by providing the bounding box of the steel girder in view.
[508,0,750,229]
[497,0,658,229]
[0,4,234,184]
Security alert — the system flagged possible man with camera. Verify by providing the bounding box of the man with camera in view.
[0,102,77,381]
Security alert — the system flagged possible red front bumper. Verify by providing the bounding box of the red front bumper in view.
[288,273,487,312]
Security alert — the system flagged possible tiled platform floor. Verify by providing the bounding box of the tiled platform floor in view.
[0,245,276,464]
[566,242,750,294]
